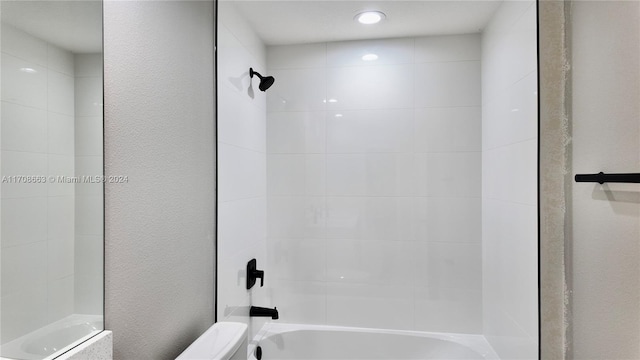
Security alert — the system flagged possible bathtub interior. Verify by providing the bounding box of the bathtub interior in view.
[248,323,499,360]
[0,314,103,360]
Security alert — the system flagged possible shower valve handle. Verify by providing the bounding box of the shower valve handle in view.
[246,258,264,289]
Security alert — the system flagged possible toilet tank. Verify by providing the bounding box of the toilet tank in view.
[176,322,248,360]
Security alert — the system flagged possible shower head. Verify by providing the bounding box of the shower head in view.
[250,68,275,92]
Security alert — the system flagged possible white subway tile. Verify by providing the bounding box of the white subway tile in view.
[415,61,480,108]
[1,53,47,109]
[415,242,482,289]
[304,154,326,196]
[218,87,266,152]
[267,196,325,239]
[417,152,481,197]
[364,153,415,196]
[47,44,74,76]
[415,34,481,63]
[48,196,75,241]
[482,140,536,205]
[414,107,481,152]
[1,286,48,343]
[47,276,74,322]
[326,154,366,196]
[1,24,48,66]
[75,156,104,196]
[218,143,266,202]
[267,68,327,112]
[1,241,47,296]
[325,197,364,240]
[482,72,537,150]
[327,64,413,110]
[326,109,413,153]
[360,197,416,242]
[75,116,104,157]
[327,38,414,67]
[48,70,74,116]
[326,282,413,330]
[217,24,267,108]
[48,154,75,197]
[264,153,325,196]
[267,111,326,154]
[74,76,103,117]
[326,239,415,286]
[48,112,75,155]
[75,195,103,236]
[414,287,482,333]
[74,54,103,77]
[1,102,47,153]
[268,238,325,281]
[1,151,48,198]
[268,43,326,70]
[270,280,326,324]
[74,235,104,280]
[415,197,481,243]
[267,154,305,195]
[1,197,47,248]
[218,197,266,258]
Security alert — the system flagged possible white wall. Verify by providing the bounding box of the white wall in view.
[266,35,483,333]
[104,2,215,358]
[1,24,76,343]
[481,1,538,359]
[216,1,270,339]
[570,1,640,358]
[74,53,103,315]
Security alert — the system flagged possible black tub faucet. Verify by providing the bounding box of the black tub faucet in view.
[250,306,279,320]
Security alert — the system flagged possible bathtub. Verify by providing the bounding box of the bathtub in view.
[1,314,103,360]
[249,323,499,360]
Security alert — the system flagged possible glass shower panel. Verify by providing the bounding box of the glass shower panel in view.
[0,1,104,359]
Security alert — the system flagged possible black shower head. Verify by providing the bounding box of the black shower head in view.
[250,68,275,92]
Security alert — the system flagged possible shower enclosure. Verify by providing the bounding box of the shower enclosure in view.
[0,1,104,359]
[216,1,538,359]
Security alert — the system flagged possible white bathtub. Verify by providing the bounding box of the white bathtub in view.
[0,314,103,360]
[249,323,499,360]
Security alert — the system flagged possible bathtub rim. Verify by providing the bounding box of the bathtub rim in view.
[249,322,500,360]
[0,314,103,360]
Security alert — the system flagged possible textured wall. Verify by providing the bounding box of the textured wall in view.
[538,1,569,358]
[570,1,640,358]
[481,1,538,359]
[104,2,215,359]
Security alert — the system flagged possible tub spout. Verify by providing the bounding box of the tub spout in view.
[250,306,279,320]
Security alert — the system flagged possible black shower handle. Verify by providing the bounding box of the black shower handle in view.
[246,258,265,289]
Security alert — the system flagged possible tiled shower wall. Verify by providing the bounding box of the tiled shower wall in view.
[1,24,76,343]
[74,53,103,315]
[266,35,482,333]
[481,1,538,358]
[216,2,270,338]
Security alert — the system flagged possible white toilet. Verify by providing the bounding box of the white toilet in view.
[176,322,248,360]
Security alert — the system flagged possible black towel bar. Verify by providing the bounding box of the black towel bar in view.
[574,172,640,184]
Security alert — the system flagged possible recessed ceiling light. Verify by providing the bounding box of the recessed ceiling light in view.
[355,11,386,25]
[19,67,37,74]
[362,54,379,61]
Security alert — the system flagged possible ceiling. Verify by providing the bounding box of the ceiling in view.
[2,1,102,53]
[223,0,503,46]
